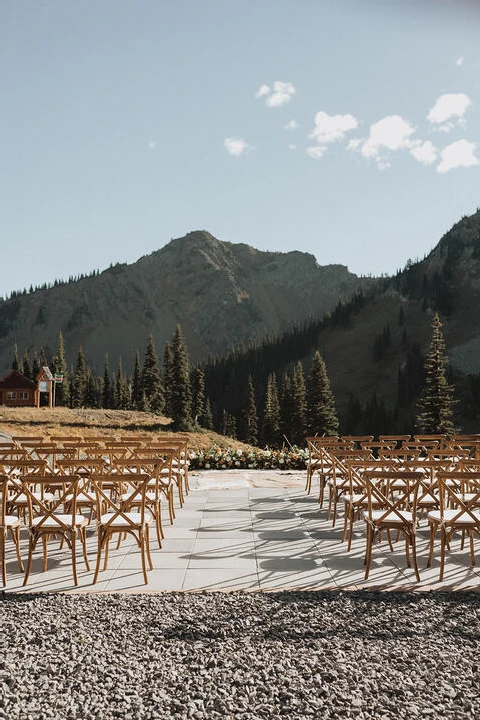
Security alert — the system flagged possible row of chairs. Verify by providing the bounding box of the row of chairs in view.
[306,435,480,581]
[0,433,191,587]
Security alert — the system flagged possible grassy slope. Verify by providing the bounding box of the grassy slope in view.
[0,406,255,453]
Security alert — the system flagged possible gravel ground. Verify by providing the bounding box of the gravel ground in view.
[1,590,480,720]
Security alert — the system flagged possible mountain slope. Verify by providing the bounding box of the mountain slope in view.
[0,231,371,370]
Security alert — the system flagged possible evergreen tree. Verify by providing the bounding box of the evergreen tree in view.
[84,370,97,407]
[102,354,112,409]
[222,409,237,439]
[242,375,258,446]
[72,347,87,408]
[280,374,294,441]
[306,351,339,436]
[32,352,41,383]
[163,341,174,418]
[12,344,20,371]
[21,348,32,380]
[203,397,214,430]
[115,358,130,410]
[415,313,457,434]
[131,350,143,410]
[39,347,48,367]
[52,332,69,406]
[192,368,206,427]
[262,372,281,447]
[170,325,192,430]
[291,362,307,445]
[141,335,164,413]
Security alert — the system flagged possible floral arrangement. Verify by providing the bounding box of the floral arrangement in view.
[187,445,308,471]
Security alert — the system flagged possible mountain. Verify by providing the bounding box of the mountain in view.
[202,209,480,433]
[0,231,372,370]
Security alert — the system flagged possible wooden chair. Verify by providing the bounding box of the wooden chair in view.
[363,470,423,581]
[91,473,154,585]
[305,436,339,494]
[427,471,480,581]
[1,476,24,586]
[111,455,176,524]
[21,474,91,586]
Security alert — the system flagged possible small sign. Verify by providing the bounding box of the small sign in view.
[54,374,64,383]
[39,381,49,392]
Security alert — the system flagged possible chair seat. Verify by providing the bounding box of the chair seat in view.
[364,509,414,524]
[31,514,88,529]
[65,492,96,503]
[3,514,21,529]
[343,493,366,504]
[427,509,480,525]
[100,511,153,527]
[10,492,54,506]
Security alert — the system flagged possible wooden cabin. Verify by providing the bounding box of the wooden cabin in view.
[0,369,36,407]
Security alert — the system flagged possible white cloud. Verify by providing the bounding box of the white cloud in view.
[256,80,296,108]
[255,84,270,99]
[224,137,252,157]
[410,140,438,166]
[427,93,471,127]
[306,146,327,159]
[284,119,298,130]
[359,115,416,166]
[437,139,479,173]
[309,111,358,145]
[456,57,464,66]
[288,143,297,151]
[347,138,362,151]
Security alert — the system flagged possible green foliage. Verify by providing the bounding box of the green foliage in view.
[102,354,113,409]
[12,344,20,371]
[71,347,87,408]
[373,325,391,363]
[192,368,206,428]
[141,335,164,414]
[241,375,258,446]
[52,333,69,406]
[131,350,142,410]
[290,362,307,445]
[170,325,192,430]
[415,314,457,435]
[306,351,339,436]
[262,372,282,446]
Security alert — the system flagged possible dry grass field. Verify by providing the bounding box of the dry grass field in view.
[0,406,252,453]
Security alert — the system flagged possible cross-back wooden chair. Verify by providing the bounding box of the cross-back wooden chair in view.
[21,474,91,586]
[341,458,392,551]
[363,470,423,581]
[91,473,154,585]
[305,436,339,494]
[110,455,176,524]
[133,441,189,506]
[378,435,411,447]
[325,448,373,526]
[1,476,24,586]
[427,471,480,581]
[56,458,108,476]
[12,435,44,448]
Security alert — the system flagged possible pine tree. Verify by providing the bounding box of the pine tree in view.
[114,358,130,410]
[84,370,97,407]
[131,350,143,410]
[12,344,20,371]
[291,362,307,445]
[242,375,258,446]
[262,372,281,447]
[72,347,87,408]
[163,341,174,418]
[32,352,41,383]
[415,313,457,434]
[52,333,69,406]
[306,351,339,436]
[141,335,164,413]
[203,397,214,430]
[192,368,206,427]
[102,354,112,409]
[21,349,32,380]
[170,325,192,430]
[280,373,294,441]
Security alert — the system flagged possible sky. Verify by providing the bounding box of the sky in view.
[1,0,479,298]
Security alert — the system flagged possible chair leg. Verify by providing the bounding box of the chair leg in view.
[364,524,373,579]
[23,534,36,587]
[410,532,420,582]
[1,532,6,586]
[10,526,24,572]
[80,527,90,571]
[93,531,104,584]
[426,522,436,568]
[139,529,149,585]
[71,531,78,586]
[439,526,447,582]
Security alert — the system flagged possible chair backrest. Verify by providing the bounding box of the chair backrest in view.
[0,459,48,476]
[0,475,10,526]
[363,471,424,524]
[91,473,152,528]
[21,474,85,532]
[56,458,108,475]
[436,471,480,524]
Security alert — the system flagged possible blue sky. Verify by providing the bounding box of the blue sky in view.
[1,0,479,298]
